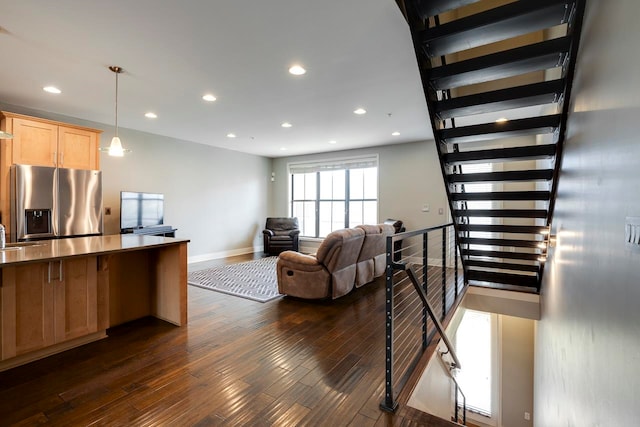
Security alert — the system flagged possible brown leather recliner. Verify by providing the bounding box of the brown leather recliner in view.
[276,228,365,299]
[263,217,300,256]
[354,224,396,288]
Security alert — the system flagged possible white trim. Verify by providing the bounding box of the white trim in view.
[188,245,261,264]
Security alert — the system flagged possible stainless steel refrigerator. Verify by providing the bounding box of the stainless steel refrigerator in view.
[10,165,103,241]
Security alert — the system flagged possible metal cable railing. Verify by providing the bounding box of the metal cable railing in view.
[380,223,465,414]
[436,350,467,425]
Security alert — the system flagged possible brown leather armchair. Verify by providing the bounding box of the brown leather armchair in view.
[263,217,300,256]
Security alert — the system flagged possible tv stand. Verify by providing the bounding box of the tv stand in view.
[122,226,177,238]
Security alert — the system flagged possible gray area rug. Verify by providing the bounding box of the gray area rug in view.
[188,256,281,302]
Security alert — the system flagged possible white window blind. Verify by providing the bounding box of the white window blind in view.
[288,155,378,174]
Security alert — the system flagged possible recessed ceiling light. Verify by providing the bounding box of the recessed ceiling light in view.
[495,117,508,123]
[202,94,217,102]
[391,131,400,136]
[288,65,306,75]
[227,133,236,138]
[43,86,61,94]
[280,147,287,151]
[328,140,337,144]
[281,122,292,128]
[145,112,157,119]
[353,108,367,115]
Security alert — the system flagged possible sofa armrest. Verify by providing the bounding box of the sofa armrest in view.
[278,250,320,268]
[263,229,275,237]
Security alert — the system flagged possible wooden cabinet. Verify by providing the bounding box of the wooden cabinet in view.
[9,117,58,167]
[0,111,102,242]
[1,112,101,170]
[0,256,99,361]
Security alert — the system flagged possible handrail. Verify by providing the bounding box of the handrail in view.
[436,351,467,425]
[380,224,465,414]
[405,264,461,369]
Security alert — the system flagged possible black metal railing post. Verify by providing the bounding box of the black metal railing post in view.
[454,229,459,299]
[454,383,459,423]
[381,234,398,412]
[441,229,447,319]
[422,232,428,350]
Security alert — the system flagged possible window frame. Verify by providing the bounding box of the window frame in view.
[288,156,379,238]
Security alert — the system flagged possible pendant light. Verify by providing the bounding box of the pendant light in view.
[100,66,131,156]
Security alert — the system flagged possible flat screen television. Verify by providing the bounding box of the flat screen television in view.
[120,191,164,230]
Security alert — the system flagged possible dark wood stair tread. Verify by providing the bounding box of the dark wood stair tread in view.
[465,259,540,273]
[438,115,561,144]
[418,0,575,57]
[430,37,572,90]
[435,79,565,120]
[462,248,542,261]
[466,269,539,288]
[459,237,544,248]
[458,224,549,235]
[450,191,551,201]
[447,169,554,183]
[444,144,557,164]
[453,209,547,218]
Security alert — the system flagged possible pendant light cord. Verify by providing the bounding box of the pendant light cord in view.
[114,69,119,138]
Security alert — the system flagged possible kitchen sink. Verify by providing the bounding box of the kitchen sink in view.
[1,241,45,250]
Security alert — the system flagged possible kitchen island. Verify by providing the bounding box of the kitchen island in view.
[0,234,189,371]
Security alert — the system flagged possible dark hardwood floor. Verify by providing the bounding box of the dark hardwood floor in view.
[0,253,456,426]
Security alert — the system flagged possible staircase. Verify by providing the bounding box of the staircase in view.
[397,0,585,292]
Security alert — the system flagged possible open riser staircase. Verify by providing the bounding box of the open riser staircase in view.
[397,0,585,293]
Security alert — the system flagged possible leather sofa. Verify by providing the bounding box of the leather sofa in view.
[277,228,365,299]
[263,217,300,256]
[354,224,396,288]
[276,223,396,299]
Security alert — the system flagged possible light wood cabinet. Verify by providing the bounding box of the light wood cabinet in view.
[9,117,58,167]
[1,112,101,170]
[0,111,102,242]
[0,256,99,360]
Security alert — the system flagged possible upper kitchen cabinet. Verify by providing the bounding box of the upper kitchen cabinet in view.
[0,111,102,170]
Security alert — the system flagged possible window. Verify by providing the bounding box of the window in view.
[455,309,493,417]
[289,156,378,238]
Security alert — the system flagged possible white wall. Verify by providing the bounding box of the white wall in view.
[409,305,535,427]
[270,140,449,233]
[0,103,272,262]
[534,1,640,425]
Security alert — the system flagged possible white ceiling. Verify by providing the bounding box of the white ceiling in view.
[0,0,433,158]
